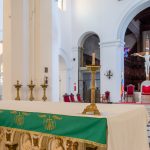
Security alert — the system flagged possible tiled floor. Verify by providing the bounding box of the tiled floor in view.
[145,105,150,147]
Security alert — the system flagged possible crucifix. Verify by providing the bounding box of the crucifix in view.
[105,70,113,79]
[82,52,101,115]
[131,35,150,80]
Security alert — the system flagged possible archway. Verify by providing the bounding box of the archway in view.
[117,2,150,101]
[78,32,100,102]
[117,1,150,41]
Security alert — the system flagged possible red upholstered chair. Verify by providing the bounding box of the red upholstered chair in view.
[101,91,110,103]
[142,86,150,95]
[141,81,150,103]
[63,94,70,102]
[76,93,82,102]
[70,93,75,102]
[126,84,135,102]
[105,91,110,102]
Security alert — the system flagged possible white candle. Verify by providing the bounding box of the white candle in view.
[145,35,149,51]
[92,52,95,65]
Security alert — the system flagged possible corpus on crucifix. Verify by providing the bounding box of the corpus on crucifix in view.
[131,35,150,80]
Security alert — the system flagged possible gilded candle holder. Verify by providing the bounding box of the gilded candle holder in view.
[41,82,48,101]
[27,80,35,101]
[14,80,22,100]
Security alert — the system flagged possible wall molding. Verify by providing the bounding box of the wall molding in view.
[100,40,125,48]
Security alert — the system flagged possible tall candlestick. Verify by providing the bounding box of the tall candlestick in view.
[92,52,95,65]
[145,34,149,51]
[14,80,22,100]
[28,80,35,101]
[41,81,48,101]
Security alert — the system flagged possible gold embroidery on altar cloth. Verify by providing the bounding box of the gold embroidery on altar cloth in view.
[0,110,4,113]
[39,114,62,130]
[11,111,30,126]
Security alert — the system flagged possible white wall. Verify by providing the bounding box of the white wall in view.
[59,55,67,101]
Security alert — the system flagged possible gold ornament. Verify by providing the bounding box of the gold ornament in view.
[41,81,48,101]
[27,80,35,101]
[82,54,101,115]
[14,80,22,100]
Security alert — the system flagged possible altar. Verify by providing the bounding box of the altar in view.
[0,100,149,150]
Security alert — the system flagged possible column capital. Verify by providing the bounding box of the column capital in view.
[100,40,125,48]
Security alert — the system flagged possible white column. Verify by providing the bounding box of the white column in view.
[32,0,53,101]
[100,40,124,102]
[3,0,12,100]
[3,0,29,100]
[22,0,29,100]
[0,0,3,41]
[51,0,60,101]
[3,0,55,101]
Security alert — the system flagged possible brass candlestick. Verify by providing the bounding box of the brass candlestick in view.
[41,82,48,101]
[28,80,35,101]
[82,53,101,115]
[14,80,22,100]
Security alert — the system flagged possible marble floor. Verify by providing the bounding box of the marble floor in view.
[145,105,150,147]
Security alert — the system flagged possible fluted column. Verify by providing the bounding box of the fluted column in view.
[3,0,57,101]
[3,0,30,100]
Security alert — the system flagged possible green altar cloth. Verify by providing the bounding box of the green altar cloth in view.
[0,109,107,146]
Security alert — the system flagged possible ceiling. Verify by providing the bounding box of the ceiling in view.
[135,7,150,31]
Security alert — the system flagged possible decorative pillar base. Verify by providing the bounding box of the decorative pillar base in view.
[82,103,101,115]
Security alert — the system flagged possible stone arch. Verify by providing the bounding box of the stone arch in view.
[78,31,100,65]
[78,31,100,47]
[78,31,101,102]
[117,0,150,41]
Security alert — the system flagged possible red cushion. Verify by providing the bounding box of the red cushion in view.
[127,86,134,95]
[63,95,70,102]
[105,91,110,99]
[142,86,150,95]
[70,94,75,102]
[77,95,82,102]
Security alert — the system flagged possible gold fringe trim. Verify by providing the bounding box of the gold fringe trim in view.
[0,126,107,148]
